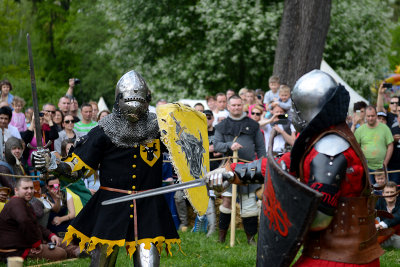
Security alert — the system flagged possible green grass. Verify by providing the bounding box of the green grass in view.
[3,230,400,266]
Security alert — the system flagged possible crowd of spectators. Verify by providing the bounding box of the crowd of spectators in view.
[1,72,400,263]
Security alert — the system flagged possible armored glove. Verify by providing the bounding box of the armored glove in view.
[205,167,234,192]
[31,150,57,172]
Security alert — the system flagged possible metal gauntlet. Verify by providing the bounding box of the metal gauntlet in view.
[234,159,264,184]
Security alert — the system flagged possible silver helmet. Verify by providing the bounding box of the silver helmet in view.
[114,70,151,122]
[291,70,338,132]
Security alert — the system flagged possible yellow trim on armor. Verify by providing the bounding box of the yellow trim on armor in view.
[63,225,181,258]
[64,153,95,178]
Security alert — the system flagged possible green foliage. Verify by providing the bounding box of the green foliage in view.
[325,0,395,100]
[105,0,282,102]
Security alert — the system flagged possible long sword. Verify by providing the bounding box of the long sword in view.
[101,172,234,206]
[27,33,44,149]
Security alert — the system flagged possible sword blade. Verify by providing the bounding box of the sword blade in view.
[27,33,43,148]
[101,178,207,205]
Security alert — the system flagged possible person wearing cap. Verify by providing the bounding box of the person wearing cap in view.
[377,111,387,125]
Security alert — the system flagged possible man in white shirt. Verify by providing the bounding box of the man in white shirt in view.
[213,93,229,126]
[0,106,21,142]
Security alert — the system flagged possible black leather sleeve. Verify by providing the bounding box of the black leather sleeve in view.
[234,159,264,184]
[308,152,347,216]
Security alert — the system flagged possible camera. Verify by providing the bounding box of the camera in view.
[383,83,392,89]
[74,78,81,85]
[48,242,56,250]
[277,114,288,120]
[39,112,44,117]
[257,95,262,100]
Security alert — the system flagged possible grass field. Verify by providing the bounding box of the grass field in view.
[4,230,400,266]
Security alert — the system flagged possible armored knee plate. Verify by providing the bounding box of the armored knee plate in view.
[133,243,160,267]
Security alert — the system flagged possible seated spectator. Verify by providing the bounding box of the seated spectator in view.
[0,106,21,143]
[97,110,110,122]
[350,101,367,132]
[42,178,75,236]
[53,109,64,132]
[376,181,400,249]
[0,79,14,107]
[0,186,10,212]
[10,96,27,132]
[21,111,59,175]
[0,137,26,191]
[54,115,81,155]
[373,169,386,195]
[0,178,67,261]
[249,105,265,133]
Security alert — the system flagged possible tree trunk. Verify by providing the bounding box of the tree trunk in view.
[273,0,332,88]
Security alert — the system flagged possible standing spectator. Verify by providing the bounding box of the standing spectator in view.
[73,103,98,136]
[0,79,14,107]
[0,106,21,142]
[270,84,292,113]
[377,82,399,128]
[203,110,220,237]
[10,96,27,132]
[53,109,64,132]
[213,93,229,126]
[25,107,34,128]
[376,181,400,249]
[259,105,296,155]
[238,88,248,103]
[206,95,217,112]
[388,106,400,184]
[97,110,110,121]
[69,98,80,122]
[0,178,67,261]
[226,89,235,100]
[263,75,280,109]
[42,103,57,121]
[193,102,205,112]
[89,101,99,122]
[350,101,368,132]
[377,111,388,125]
[54,115,81,155]
[355,106,394,184]
[244,90,256,114]
[58,96,71,116]
[214,95,266,244]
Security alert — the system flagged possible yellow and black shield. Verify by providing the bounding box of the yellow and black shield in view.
[157,103,209,216]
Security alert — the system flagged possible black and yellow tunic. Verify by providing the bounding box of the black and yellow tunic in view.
[63,126,180,257]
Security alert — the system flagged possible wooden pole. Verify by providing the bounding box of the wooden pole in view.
[230,151,238,247]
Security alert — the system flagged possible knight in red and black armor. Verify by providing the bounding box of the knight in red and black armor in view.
[206,70,383,266]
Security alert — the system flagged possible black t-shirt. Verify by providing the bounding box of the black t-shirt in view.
[208,128,221,171]
[387,112,398,128]
[388,125,400,169]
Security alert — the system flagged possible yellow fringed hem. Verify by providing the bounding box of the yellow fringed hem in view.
[65,153,95,178]
[63,225,125,256]
[125,237,182,258]
[63,225,182,258]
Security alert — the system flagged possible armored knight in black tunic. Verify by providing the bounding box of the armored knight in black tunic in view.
[33,71,179,267]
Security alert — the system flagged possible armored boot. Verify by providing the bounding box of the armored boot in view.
[90,244,119,267]
[133,243,160,267]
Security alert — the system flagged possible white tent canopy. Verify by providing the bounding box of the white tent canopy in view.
[320,60,369,113]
